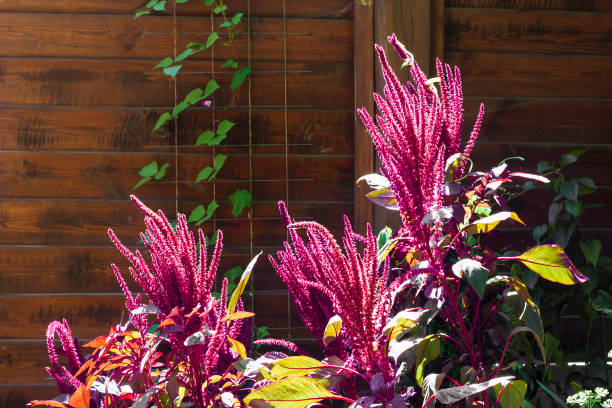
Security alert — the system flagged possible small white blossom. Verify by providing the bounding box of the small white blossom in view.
[602,398,612,408]
[595,387,609,399]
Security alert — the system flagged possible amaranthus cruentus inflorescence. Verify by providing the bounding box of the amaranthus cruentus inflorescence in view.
[32,34,590,408]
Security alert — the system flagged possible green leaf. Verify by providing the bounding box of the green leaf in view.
[205,32,219,49]
[214,153,228,171]
[134,10,151,19]
[232,13,244,25]
[139,161,158,177]
[154,57,174,69]
[226,266,243,283]
[146,0,159,7]
[195,167,213,183]
[220,21,232,28]
[592,290,612,316]
[176,0,190,3]
[133,177,151,190]
[228,189,252,217]
[377,226,392,248]
[467,211,525,234]
[416,334,440,386]
[244,376,338,408]
[221,59,238,69]
[452,259,488,298]
[561,153,578,165]
[152,0,166,11]
[184,88,204,104]
[203,79,220,98]
[163,65,182,79]
[216,120,235,135]
[195,130,215,146]
[579,239,601,267]
[213,4,227,14]
[575,177,596,189]
[172,101,190,118]
[563,199,580,218]
[322,315,342,346]
[203,0,214,5]
[188,205,206,223]
[175,48,195,62]
[227,252,262,316]
[153,112,172,131]
[536,380,569,408]
[512,244,588,285]
[155,163,170,180]
[271,356,323,379]
[383,309,427,341]
[231,67,251,91]
[537,161,552,172]
[186,42,205,51]
[207,134,227,146]
[195,200,219,225]
[532,224,547,244]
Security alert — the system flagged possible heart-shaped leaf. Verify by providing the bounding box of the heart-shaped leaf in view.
[322,315,342,346]
[511,245,588,285]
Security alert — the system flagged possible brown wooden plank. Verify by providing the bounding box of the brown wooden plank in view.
[0,59,353,109]
[464,98,612,145]
[0,152,354,201]
[353,1,375,235]
[0,107,353,154]
[0,14,353,63]
[0,384,58,408]
[470,144,612,186]
[0,198,350,246]
[0,293,301,339]
[0,0,354,18]
[446,52,612,98]
[445,0,612,11]
[446,8,612,55]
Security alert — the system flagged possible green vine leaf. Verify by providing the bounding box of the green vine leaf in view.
[139,161,159,178]
[206,32,219,49]
[232,13,244,25]
[220,21,232,28]
[213,4,228,14]
[184,88,204,104]
[221,59,238,69]
[155,163,170,180]
[188,205,206,223]
[203,79,220,98]
[231,67,251,91]
[195,167,213,183]
[229,189,252,217]
[133,177,152,190]
[214,154,228,171]
[207,134,226,146]
[176,0,190,3]
[146,0,159,7]
[134,10,151,19]
[196,131,215,146]
[186,42,206,51]
[154,57,174,69]
[217,120,235,135]
[152,0,166,11]
[163,65,182,79]
[172,101,190,118]
[153,112,172,131]
[175,48,196,63]
[203,0,214,6]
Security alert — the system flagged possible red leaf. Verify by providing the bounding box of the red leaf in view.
[68,386,91,408]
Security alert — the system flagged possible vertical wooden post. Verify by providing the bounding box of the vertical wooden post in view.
[354,1,375,235]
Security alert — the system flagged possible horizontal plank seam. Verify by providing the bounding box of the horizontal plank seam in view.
[445,6,612,15]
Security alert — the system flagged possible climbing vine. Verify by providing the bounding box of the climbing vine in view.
[133,0,252,229]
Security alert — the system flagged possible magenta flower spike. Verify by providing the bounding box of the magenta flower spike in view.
[357,34,484,259]
[45,320,84,394]
[271,202,399,380]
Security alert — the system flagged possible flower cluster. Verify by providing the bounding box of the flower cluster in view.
[45,319,84,394]
[357,34,484,259]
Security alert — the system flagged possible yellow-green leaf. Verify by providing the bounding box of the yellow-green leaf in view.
[322,315,342,346]
[227,336,247,359]
[416,334,440,386]
[271,356,323,379]
[495,380,527,408]
[383,308,426,341]
[467,211,524,234]
[244,376,337,408]
[513,245,588,285]
[227,252,261,316]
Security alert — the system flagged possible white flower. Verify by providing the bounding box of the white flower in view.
[602,398,612,408]
[595,387,609,399]
[567,390,593,405]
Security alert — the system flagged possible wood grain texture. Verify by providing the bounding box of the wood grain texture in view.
[0,152,354,201]
[447,52,612,98]
[0,14,353,62]
[445,0,612,11]
[0,293,303,339]
[0,108,354,154]
[446,8,612,55]
[0,59,353,109]
[0,0,354,18]
[464,98,612,145]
